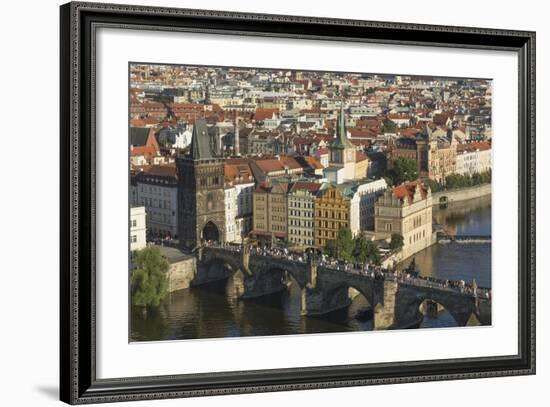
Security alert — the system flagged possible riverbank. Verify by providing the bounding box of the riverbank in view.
[432,184,491,206]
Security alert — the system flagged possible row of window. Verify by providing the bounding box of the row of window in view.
[140,197,173,210]
[288,236,314,245]
[289,219,314,228]
[288,209,313,217]
[288,200,314,209]
[316,210,348,220]
[199,176,220,187]
[289,229,314,237]
[316,220,348,229]
[408,229,426,245]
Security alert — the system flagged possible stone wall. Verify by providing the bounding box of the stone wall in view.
[167,257,196,292]
[432,184,491,205]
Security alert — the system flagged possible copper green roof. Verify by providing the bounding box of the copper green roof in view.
[329,104,354,149]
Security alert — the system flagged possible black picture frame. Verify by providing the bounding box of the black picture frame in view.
[60,1,536,404]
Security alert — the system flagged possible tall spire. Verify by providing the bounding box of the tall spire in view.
[329,102,353,149]
[204,71,211,105]
[234,111,240,156]
[190,119,213,160]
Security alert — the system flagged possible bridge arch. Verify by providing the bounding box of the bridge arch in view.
[199,257,239,284]
[322,282,375,317]
[417,299,459,327]
[410,292,476,327]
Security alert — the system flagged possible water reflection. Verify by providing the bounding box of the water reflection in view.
[434,195,492,237]
[398,195,492,288]
[131,276,374,341]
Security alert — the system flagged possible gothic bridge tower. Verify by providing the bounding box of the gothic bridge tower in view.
[177,118,226,250]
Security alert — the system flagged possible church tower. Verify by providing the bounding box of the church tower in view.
[177,119,226,250]
[328,104,356,180]
[329,104,355,165]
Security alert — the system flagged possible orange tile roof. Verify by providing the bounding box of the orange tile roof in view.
[392,181,428,204]
[457,141,491,153]
[224,163,253,184]
[289,181,322,194]
[143,164,177,178]
[131,145,158,158]
[303,156,323,169]
[254,108,279,121]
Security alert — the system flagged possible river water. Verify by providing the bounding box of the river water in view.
[130,195,491,341]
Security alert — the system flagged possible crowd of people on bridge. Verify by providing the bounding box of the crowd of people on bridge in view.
[202,240,491,300]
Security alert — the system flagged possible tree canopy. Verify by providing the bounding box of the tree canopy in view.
[422,178,440,193]
[382,118,397,133]
[389,233,404,253]
[324,229,381,265]
[445,171,491,189]
[131,246,169,308]
[384,157,419,186]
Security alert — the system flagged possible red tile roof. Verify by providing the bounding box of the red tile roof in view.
[254,108,279,121]
[143,164,177,178]
[457,141,491,153]
[289,181,322,194]
[224,163,254,185]
[392,181,428,204]
[131,145,158,158]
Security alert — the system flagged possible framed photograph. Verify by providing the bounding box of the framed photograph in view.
[60,1,535,404]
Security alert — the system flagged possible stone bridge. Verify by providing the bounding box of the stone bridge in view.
[194,245,491,330]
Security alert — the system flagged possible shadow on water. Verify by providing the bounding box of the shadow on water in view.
[131,276,374,341]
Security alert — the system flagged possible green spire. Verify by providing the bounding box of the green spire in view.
[330,103,353,149]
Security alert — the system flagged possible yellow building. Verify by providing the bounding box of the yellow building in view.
[314,185,350,248]
[374,181,435,260]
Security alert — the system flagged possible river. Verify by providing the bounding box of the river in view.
[130,195,491,341]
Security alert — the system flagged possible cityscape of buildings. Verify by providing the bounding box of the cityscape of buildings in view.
[129,64,492,263]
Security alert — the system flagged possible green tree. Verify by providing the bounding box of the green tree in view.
[367,243,382,265]
[445,170,491,190]
[326,227,354,261]
[422,178,440,193]
[389,233,404,253]
[382,118,397,133]
[352,234,382,265]
[324,239,337,258]
[384,157,419,186]
[131,246,169,308]
[352,233,370,263]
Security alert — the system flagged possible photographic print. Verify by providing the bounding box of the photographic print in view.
[128,63,492,342]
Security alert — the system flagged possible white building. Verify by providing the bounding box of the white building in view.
[224,181,255,244]
[356,179,388,231]
[224,187,239,243]
[456,142,492,176]
[133,165,178,238]
[130,206,147,251]
[235,182,255,239]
